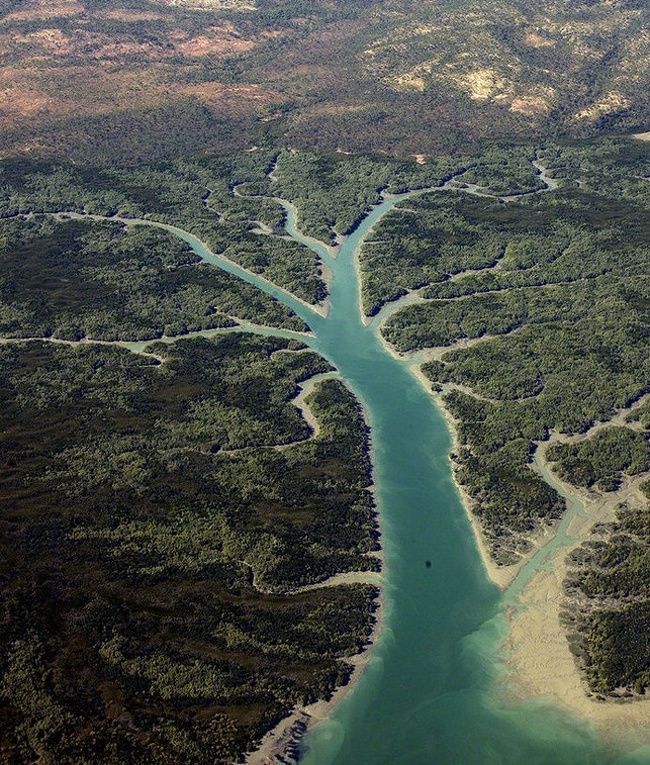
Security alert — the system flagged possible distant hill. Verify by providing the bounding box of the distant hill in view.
[1,0,648,163]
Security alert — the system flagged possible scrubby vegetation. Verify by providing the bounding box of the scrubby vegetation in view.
[439,388,566,564]
[1,0,648,161]
[454,145,546,196]
[563,503,650,695]
[0,214,306,339]
[539,138,650,209]
[0,154,327,304]
[367,156,650,321]
[270,150,464,242]
[0,336,379,764]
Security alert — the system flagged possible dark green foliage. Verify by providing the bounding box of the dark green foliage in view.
[458,146,545,195]
[0,215,306,339]
[388,276,650,354]
[398,150,650,562]
[582,604,650,695]
[0,337,379,764]
[442,389,565,563]
[423,316,649,429]
[0,153,327,304]
[374,181,650,324]
[362,192,508,316]
[270,150,462,242]
[564,505,650,694]
[626,399,650,430]
[548,428,650,492]
[540,138,650,209]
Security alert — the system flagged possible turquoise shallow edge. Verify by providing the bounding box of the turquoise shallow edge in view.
[94,190,650,764]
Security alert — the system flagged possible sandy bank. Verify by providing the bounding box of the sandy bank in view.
[403,342,650,736]
[505,560,650,746]
[371,331,528,590]
[504,445,650,740]
[426,379,528,590]
[244,581,384,765]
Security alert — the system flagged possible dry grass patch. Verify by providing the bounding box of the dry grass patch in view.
[171,23,266,57]
[453,68,508,101]
[523,31,555,48]
[510,87,556,116]
[2,0,84,22]
[156,0,256,9]
[96,10,166,22]
[163,82,282,116]
[574,91,632,122]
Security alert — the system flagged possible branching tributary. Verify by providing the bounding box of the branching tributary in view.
[29,164,641,763]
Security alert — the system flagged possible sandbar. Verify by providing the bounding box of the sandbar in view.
[399,338,650,737]
[503,450,650,739]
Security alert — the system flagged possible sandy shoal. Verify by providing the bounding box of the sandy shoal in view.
[504,562,650,745]
[503,468,650,741]
[244,576,385,765]
[403,345,650,739]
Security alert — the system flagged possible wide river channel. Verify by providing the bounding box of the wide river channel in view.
[145,190,650,764]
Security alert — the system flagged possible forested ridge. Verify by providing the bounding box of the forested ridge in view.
[1,0,648,160]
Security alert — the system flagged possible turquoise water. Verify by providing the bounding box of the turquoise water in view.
[131,197,648,764]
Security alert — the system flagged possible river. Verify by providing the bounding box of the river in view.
[267,192,649,765]
[61,185,650,763]
[278,195,608,765]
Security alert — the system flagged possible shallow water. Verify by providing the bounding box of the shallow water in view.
[285,199,605,765]
[134,194,648,764]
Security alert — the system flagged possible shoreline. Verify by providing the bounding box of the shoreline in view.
[503,518,650,751]
[416,365,526,590]
[244,583,385,765]
[380,329,650,742]
[504,567,650,749]
[429,381,525,591]
[374,329,525,589]
[245,380,386,765]
[431,379,650,742]
[250,178,650,756]
[275,197,340,261]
